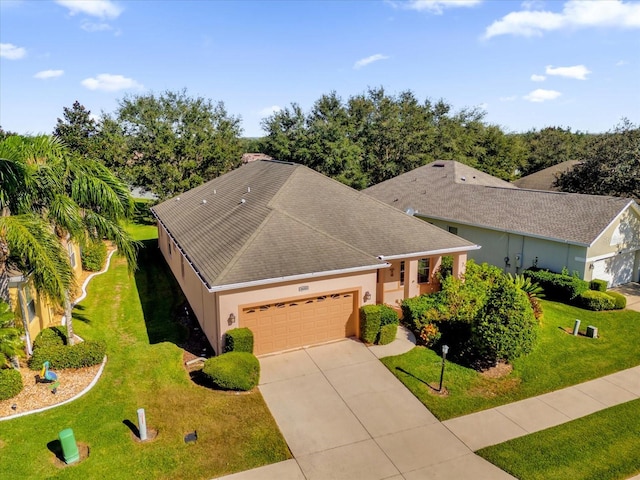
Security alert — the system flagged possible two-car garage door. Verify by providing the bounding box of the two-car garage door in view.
[240,292,357,355]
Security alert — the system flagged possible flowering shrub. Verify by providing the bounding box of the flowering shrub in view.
[420,323,441,347]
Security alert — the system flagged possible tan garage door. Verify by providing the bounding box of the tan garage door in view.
[240,292,357,355]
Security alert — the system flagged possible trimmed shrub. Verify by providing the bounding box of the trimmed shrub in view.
[379,304,399,326]
[0,368,23,401]
[82,240,108,272]
[224,327,254,353]
[419,322,441,347]
[33,326,67,350]
[576,290,615,311]
[590,279,608,292]
[401,294,442,332]
[472,279,538,362]
[360,305,382,344]
[606,291,627,310]
[202,352,259,391]
[378,323,398,345]
[524,269,588,302]
[29,340,106,370]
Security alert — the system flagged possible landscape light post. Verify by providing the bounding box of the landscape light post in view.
[438,345,449,392]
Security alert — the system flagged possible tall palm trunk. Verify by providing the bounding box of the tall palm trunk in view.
[0,238,9,305]
[64,291,75,346]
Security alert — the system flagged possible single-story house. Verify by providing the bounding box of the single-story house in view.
[8,239,82,354]
[364,160,640,287]
[151,160,479,355]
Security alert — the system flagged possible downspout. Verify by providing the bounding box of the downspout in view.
[17,285,33,356]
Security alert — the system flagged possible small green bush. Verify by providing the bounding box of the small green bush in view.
[378,323,398,345]
[32,326,67,350]
[202,352,259,391]
[401,294,442,332]
[604,291,627,310]
[29,340,106,370]
[224,327,254,353]
[379,304,399,326]
[82,240,108,272]
[524,269,588,302]
[576,290,615,311]
[589,279,608,292]
[360,305,382,344]
[0,368,23,401]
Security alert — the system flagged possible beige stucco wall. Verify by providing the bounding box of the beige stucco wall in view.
[9,280,57,344]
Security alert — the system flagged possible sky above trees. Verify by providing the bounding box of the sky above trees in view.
[1,0,639,137]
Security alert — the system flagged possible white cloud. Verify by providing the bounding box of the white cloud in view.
[401,0,482,14]
[259,105,282,117]
[34,69,64,79]
[0,42,26,60]
[484,0,640,38]
[56,0,123,19]
[499,95,518,102]
[530,74,546,82]
[354,54,389,69]
[615,60,628,66]
[81,73,142,91]
[523,88,562,102]
[81,21,113,32]
[545,64,590,80]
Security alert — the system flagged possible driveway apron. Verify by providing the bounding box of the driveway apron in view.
[258,339,515,480]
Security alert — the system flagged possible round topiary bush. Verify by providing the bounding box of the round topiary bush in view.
[0,368,23,401]
[29,340,106,370]
[577,290,615,311]
[33,326,68,350]
[605,291,627,310]
[202,352,260,391]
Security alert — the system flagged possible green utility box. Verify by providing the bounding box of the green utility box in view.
[58,428,80,464]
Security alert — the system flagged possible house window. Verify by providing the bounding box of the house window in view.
[448,226,458,235]
[400,261,405,286]
[417,258,430,284]
[68,242,76,268]
[167,237,172,256]
[25,287,37,323]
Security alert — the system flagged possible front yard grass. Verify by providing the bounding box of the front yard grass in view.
[477,399,640,480]
[0,224,290,480]
[382,299,640,420]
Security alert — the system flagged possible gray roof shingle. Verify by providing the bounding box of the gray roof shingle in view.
[152,160,477,289]
[364,160,636,247]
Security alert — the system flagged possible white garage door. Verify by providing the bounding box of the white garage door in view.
[240,292,357,355]
[592,252,636,287]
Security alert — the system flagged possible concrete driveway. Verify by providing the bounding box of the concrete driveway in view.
[245,339,514,480]
[611,282,640,312]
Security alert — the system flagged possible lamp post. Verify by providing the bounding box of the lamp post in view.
[438,345,449,392]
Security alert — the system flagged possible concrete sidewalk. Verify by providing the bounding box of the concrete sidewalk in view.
[443,364,640,451]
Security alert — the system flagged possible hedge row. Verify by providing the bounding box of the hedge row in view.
[82,240,108,272]
[32,326,67,350]
[523,269,588,302]
[589,279,608,292]
[202,352,259,391]
[0,368,23,401]
[224,327,254,353]
[29,340,106,370]
[577,290,626,311]
[359,304,399,345]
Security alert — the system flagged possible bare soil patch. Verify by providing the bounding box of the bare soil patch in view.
[480,360,513,379]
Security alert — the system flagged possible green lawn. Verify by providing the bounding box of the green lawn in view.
[0,224,290,480]
[477,399,640,480]
[382,300,640,420]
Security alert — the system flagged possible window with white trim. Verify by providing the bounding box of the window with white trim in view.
[400,261,405,286]
[68,242,76,268]
[25,287,37,323]
[417,258,430,284]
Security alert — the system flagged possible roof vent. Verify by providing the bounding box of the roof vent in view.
[461,176,466,181]
[175,197,180,201]
[433,163,445,167]
[247,187,251,193]
[213,189,216,194]
[201,199,207,204]
[240,198,246,204]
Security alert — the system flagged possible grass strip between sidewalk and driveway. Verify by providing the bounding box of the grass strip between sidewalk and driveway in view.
[382,299,640,420]
[476,398,640,480]
[0,224,290,480]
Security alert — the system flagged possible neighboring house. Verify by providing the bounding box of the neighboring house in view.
[8,238,82,354]
[364,160,640,287]
[152,160,479,355]
[513,160,581,191]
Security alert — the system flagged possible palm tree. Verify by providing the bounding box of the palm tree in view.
[0,135,138,346]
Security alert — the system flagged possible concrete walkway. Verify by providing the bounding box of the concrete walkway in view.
[611,282,640,312]
[215,325,640,480]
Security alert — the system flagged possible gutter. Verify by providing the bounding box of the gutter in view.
[378,245,481,262]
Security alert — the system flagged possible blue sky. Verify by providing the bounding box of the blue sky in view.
[1,0,639,137]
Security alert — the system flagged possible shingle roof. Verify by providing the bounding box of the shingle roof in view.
[512,160,581,191]
[363,160,635,247]
[152,160,477,289]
